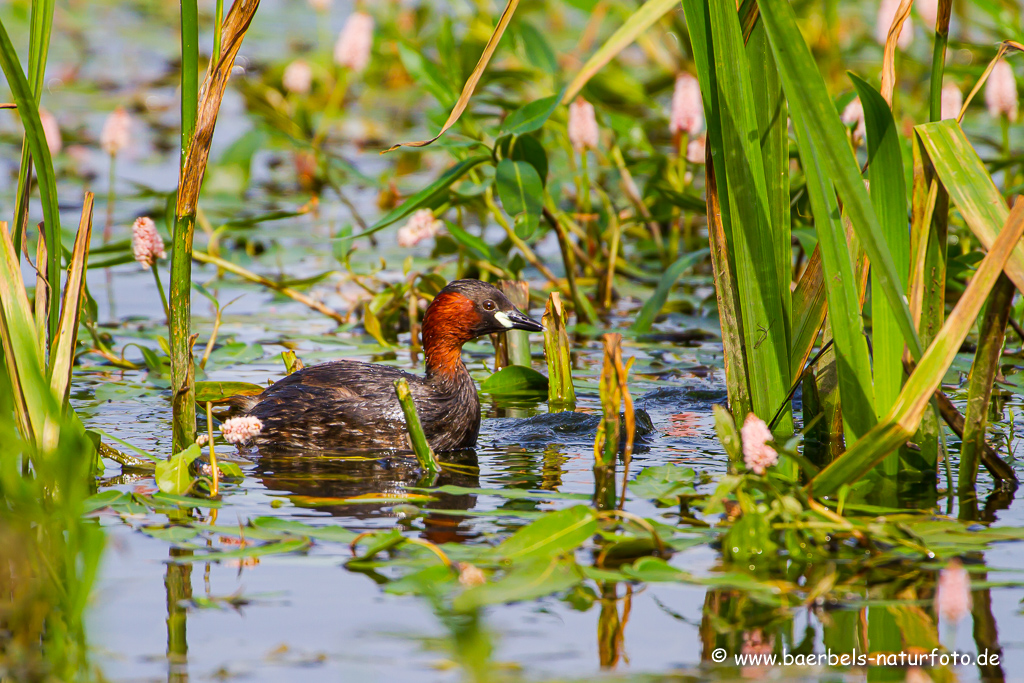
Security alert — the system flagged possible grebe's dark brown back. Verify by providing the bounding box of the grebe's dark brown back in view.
[232,279,543,452]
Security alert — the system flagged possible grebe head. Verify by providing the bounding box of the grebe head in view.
[421,280,543,374]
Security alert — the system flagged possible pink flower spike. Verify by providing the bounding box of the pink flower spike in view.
[935,559,972,625]
[397,209,442,247]
[568,97,599,153]
[308,0,329,11]
[740,413,778,476]
[39,108,62,156]
[100,106,131,156]
[283,60,313,95]
[985,59,1018,121]
[221,416,264,445]
[131,217,166,269]
[940,83,963,121]
[670,73,703,137]
[685,135,706,165]
[841,97,866,145]
[876,0,913,50]
[334,12,374,73]
[916,0,938,29]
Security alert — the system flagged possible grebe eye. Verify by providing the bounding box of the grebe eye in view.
[482,300,496,311]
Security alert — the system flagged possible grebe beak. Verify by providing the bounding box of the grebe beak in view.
[497,308,544,332]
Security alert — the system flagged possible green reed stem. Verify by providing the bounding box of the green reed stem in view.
[543,292,576,410]
[12,0,53,256]
[213,0,224,60]
[180,0,199,168]
[394,378,440,475]
[169,213,196,451]
[542,207,596,324]
[499,280,531,367]
[170,0,201,452]
[0,16,61,346]
[206,401,218,497]
[927,0,951,122]
[958,273,1014,513]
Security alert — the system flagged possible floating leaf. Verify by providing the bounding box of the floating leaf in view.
[155,444,202,496]
[194,381,264,403]
[629,465,698,505]
[479,365,549,396]
[493,505,596,560]
[453,556,581,612]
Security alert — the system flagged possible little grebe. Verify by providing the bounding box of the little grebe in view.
[232,279,543,452]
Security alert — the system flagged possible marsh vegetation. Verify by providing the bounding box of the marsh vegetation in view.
[3,0,1024,680]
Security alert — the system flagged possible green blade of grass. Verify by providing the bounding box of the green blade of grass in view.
[746,21,791,348]
[0,222,48,446]
[851,75,910,474]
[788,98,876,442]
[682,0,751,419]
[0,15,62,344]
[809,197,1024,496]
[12,0,53,256]
[758,0,923,363]
[704,0,791,423]
[48,194,94,412]
[562,0,680,104]
[915,120,1024,292]
[629,249,708,334]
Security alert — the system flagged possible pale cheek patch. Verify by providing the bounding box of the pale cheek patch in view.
[494,312,514,329]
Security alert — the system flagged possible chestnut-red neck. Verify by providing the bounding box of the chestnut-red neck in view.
[421,291,480,380]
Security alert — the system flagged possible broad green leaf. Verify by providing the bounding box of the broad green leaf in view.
[453,557,581,611]
[194,380,265,403]
[493,505,596,559]
[500,93,561,135]
[629,249,708,333]
[758,0,923,362]
[155,444,202,496]
[495,134,549,184]
[479,364,549,395]
[361,155,492,235]
[562,0,680,103]
[513,212,540,240]
[495,159,543,218]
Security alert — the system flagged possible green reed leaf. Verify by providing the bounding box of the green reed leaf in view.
[629,249,708,334]
[758,0,923,363]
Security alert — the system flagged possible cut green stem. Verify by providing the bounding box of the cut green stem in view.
[394,378,440,475]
